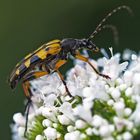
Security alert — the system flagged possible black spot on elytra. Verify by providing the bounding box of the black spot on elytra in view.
[30,55,41,64]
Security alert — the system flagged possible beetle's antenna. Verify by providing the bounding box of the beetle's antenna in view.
[102,25,119,46]
[90,24,119,46]
[89,5,133,39]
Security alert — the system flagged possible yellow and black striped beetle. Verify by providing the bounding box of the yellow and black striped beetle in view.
[8,5,132,135]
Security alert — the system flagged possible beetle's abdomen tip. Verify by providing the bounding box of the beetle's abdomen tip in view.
[8,79,16,90]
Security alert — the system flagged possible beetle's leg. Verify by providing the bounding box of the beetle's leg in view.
[22,71,50,136]
[24,71,50,81]
[49,59,72,97]
[42,59,72,97]
[22,71,50,100]
[55,69,72,97]
[54,59,67,70]
[22,80,32,137]
[23,98,31,137]
[22,80,32,99]
[74,52,110,79]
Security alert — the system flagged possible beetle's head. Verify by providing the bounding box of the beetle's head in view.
[79,39,99,52]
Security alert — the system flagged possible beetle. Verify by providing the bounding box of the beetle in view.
[8,5,132,135]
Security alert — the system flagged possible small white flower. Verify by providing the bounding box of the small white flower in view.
[64,131,81,140]
[119,84,127,91]
[82,87,94,98]
[80,133,87,139]
[133,73,140,85]
[92,115,103,128]
[52,123,58,128]
[113,101,125,117]
[13,113,25,126]
[125,87,133,97]
[42,119,52,127]
[73,105,92,123]
[113,117,126,132]
[92,128,99,135]
[83,99,93,110]
[17,127,25,137]
[98,53,128,80]
[57,132,61,139]
[99,125,111,137]
[86,128,93,136]
[116,78,124,85]
[44,127,57,140]
[131,54,137,60]
[122,132,132,140]
[108,87,115,93]
[43,94,57,106]
[35,106,44,115]
[124,108,132,117]
[126,121,134,131]
[107,99,114,106]
[123,49,132,60]
[59,102,75,121]
[110,88,121,100]
[116,135,122,140]
[42,107,57,122]
[58,115,71,125]
[130,103,140,125]
[75,119,87,129]
[35,135,44,140]
[67,125,75,132]
[102,136,114,140]
[109,125,115,133]
[123,71,133,86]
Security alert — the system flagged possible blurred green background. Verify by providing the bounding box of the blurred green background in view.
[0,0,139,139]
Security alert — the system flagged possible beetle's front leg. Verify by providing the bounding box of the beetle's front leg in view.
[74,51,110,79]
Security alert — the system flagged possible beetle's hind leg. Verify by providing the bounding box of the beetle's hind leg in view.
[22,81,32,137]
[23,98,31,137]
[75,51,111,79]
[22,69,72,136]
[22,71,50,136]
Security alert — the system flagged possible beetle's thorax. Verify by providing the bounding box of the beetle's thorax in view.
[61,38,87,53]
[61,38,77,51]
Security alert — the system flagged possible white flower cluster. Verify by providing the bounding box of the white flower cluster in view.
[11,50,140,140]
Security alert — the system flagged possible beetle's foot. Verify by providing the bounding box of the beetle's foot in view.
[99,73,111,79]
[67,90,73,97]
